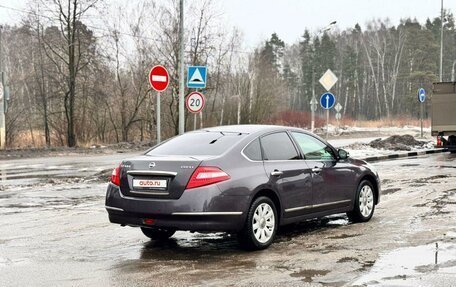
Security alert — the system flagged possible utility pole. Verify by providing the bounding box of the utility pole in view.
[311,71,316,132]
[0,26,6,149]
[440,0,444,82]
[452,60,456,82]
[178,0,185,134]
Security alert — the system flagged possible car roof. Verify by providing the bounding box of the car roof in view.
[201,124,306,134]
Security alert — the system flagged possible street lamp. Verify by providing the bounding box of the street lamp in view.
[320,21,337,33]
[440,0,444,82]
[310,21,337,133]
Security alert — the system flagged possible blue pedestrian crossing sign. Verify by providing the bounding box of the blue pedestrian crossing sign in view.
[187,66,207,89]
[418,88,426,103]
[320,92,336,110]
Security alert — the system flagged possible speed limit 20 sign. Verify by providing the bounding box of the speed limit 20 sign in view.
[185,92,205,113]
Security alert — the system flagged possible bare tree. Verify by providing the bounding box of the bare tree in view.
[38,0,98,146]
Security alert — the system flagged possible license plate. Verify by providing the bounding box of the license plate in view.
[133,179,167,189]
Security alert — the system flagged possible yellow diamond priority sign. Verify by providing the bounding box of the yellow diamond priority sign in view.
[319,69,338,91]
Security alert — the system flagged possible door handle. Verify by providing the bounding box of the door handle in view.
[312,167,322,173]
[270,170,283,176]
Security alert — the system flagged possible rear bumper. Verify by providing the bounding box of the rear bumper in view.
[105,183,249,232]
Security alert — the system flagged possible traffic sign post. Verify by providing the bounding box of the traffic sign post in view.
[186,91,206,113]
[310,97,318,132]
[319,69,338,91]
[149,65,170,143]
[334,102,342,132]
[187,66,207,89]
[187,66,208,129]
[320,92,336,110]
[418,88,426,138]
[186,91,205,130]
[320,92,336,139]
[318,69,338,138]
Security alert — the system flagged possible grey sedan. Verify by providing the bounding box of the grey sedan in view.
[105,125,380,250]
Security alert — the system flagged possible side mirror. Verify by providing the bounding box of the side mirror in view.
[338,149,349,160]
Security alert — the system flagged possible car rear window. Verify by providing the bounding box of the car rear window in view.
[147,131,246,156]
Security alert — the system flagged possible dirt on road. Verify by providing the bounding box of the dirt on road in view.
[0,153,455,286]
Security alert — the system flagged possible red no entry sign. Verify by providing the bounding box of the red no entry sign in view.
[149,65,169,92]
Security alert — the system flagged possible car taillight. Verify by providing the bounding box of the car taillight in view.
[186,166,230,189]
[111,165,121,186]
[437,136,442,147]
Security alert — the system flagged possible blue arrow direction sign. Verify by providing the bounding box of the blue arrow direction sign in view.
[320,92,335,110]
[187,66,207,89]
[418,88,426,103]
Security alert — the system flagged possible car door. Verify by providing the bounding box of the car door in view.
[260,132,313,218]
[290,132,354,212]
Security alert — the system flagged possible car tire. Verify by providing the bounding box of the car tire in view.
[347,180,375,223]
[140,227,175,240]
[238,196,278,250]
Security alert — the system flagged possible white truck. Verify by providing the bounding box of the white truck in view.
[432,82,456,153]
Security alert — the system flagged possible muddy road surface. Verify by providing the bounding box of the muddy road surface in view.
[1,152,456,286]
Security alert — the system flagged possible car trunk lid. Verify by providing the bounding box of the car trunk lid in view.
[119,155,210,199]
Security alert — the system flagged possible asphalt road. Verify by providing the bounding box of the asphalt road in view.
[1,152,456,286]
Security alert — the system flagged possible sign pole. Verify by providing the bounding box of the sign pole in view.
[149,65,169,143]
[336,115,339,133]
[178,0,185,135]
[318,69,338,137]
[187,67,207,130]
[311,110,315,133]
[326,109,329,139]
[319,92,335,139]
[157,92,161,143]
[311,73,315,133]
[309,97,317,133]
[418,88,426,139]
[194,88,198,130]
[193,114,197,130]
[420,101,424,138]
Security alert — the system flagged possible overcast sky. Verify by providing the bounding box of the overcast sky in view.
[220,0,456,47]
[1,0,455,47]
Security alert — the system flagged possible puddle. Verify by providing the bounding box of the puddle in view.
[337,257,359,263]
[437,165,456,169]
[382,188,401,195]
[414,188,456,217]
[137,231,241,258]
[352,242,456,286]
[290,269,329,282]
[414,175,451,184]
[327,233,360,240]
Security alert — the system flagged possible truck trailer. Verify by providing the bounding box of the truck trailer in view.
[432,82,456,153]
